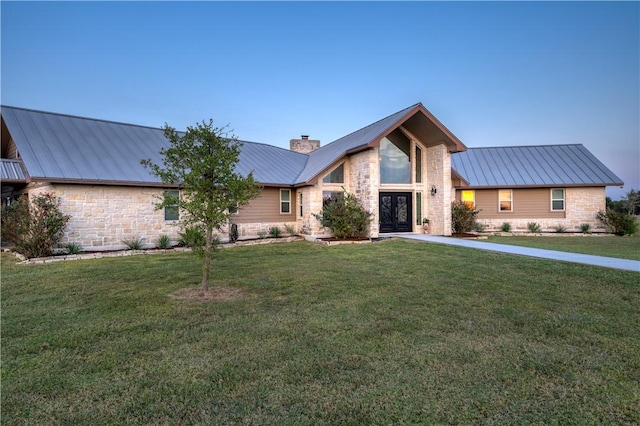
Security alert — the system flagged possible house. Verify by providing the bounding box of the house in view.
[0,103,623,250]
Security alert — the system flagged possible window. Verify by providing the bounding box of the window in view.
[499,189,513,212]
[164,190,179,220]
[299,193,303,217]
[322,191,344,208]
[415,192,422,226]
[551,188,565,211]
[461,190,475,209]
[415,146,422,183]
[280,189,291,214]
[380,129,411,184]
[322,163,344,184]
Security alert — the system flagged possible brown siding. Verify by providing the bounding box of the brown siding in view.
[459,188,566,219]
[233,187,296,224]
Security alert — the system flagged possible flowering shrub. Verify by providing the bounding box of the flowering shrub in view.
[451,200,480,234]
[313,190,372,239]
[1,193,71,258]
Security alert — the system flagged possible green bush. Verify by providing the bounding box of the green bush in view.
[313,190,372,239]
[451,201,480,234]
[501,222,512,233]
[597,210,638,236]
[527,222,541,233]
[122,237,144,250]
[579,223,591,234]
[156,234,171,249]
[553,225,567,233]
[64,242,82,254]
[268,226,282,238]
[284,224,296,235]
[1,193,71,258]
[178,226,206,248]
[257,231,268,239]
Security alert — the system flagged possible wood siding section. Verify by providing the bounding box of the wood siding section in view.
[233,187,296,223]
[458,188,566,219]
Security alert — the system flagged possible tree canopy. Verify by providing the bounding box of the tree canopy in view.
[142,119,261,290]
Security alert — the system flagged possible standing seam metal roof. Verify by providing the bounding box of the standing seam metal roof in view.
[451,145,623,187]
[0,159,28,182]
[1,106,308,185]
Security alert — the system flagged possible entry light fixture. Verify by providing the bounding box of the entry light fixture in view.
[431,185,437,196]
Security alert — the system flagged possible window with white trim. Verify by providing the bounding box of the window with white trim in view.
[551,188,565,211]
[461,190,475,209]
[280,189,291,214]
[499,189,513,212]
[164,190,179,221]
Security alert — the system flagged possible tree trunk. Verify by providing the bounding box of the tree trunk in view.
[202,226,212,292]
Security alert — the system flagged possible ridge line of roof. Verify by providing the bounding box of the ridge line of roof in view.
[1,105,166,131]
[458,143,584,150]
[313,103,421,150]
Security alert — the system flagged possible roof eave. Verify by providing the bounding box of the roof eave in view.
[454,182,623,189]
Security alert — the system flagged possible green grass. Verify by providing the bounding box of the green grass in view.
[2,241,639,424]
[486,235,640,261]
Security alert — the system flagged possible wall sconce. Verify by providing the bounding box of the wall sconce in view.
[431,186,437,196]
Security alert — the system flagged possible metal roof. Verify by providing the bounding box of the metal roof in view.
[451,145,623,188]
[0,159,28,183]
[1,106,306,186]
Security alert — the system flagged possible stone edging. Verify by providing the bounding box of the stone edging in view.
[9,236,305,265]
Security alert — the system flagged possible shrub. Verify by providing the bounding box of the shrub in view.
[451,201,480,234]
[268,226,282,238]
[527,222,541,233]
[1,193,71,258]
[64,242,82,254]
[473,222,487,233]
[257,231,268,239]
[284,224,296,235]
[229,223,239,243]
[122,237,144,250]
[501,222,512,233]
[554,225,567,234]
[313,190,372,239]
[596,209,638,236]
[579,223,591,234]
[178,226,206,248]
[157,234,171,249]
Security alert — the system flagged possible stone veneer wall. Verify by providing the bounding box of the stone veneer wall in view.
[476,187,607,232]
[425,144,452,236]
[28,183,181,250]
[349,148,379,238]
[27,183,299,251]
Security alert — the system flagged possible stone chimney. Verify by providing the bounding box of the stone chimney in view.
[290,135,320,154]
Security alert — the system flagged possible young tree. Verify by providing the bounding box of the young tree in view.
[142,120,261,291]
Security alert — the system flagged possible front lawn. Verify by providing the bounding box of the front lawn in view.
[2,241,638,424]
[485,235,640,260]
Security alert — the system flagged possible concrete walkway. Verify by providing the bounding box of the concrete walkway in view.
[386,233,640,273]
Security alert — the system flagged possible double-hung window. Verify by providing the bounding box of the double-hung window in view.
[499,189,513,212]
[280,189,291,214]
[551,188,565,211]
[164,190,179,221]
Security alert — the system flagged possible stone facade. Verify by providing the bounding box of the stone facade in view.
[27,183,181,250]
[425,144,452,236]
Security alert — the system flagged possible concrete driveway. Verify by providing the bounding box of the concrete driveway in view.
[386,234,640,273]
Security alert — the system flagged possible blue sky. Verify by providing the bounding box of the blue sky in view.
[2,1,638,199]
